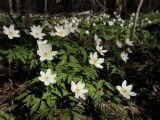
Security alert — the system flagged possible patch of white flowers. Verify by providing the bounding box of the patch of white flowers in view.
[1,13,143,102]
[53,17,80,37]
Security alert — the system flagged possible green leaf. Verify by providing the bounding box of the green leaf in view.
[69,55,79,63]
[72,111,82,120]
[51,87,62,97]
[78,47,87,61]
[97,80,105,89]
[15,92,28,100]
[61,109,71,120]
[62,89,69,96]
[104,82,115,91]
[63,43,75,54]
[58,54,67,65]
[30,99,41,114]
[39,100,48,111]
[83,67,97,79]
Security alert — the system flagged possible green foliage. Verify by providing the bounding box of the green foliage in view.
[1,12,159,120]
[0,112,15,120]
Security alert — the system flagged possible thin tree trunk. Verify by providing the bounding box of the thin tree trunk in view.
[44,0,48,22]
[91,0,96,11]
[131,0,144,40]
[25,0,31,28]
[16,0,20,13]
[9,0,13,15]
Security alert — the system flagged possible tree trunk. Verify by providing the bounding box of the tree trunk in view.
[8,0,13,15]
[16,0,20,13]
[25,0,31,28]
[131,0,144,40]
[44,0,48,22]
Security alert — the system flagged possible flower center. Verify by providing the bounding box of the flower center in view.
[9,31,13,35]
[59,31,64,35]
[44,52,48,57]
[35,32,40,36]
[44,76,49,81]
[75,88,81,94]
[122,89,128,93]
[93,59,98,65]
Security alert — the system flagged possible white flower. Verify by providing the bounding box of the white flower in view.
[129,22,133,27]
[127,48,132,53]
[55,26,69,37]
[121,52,129,62]
[120,23,124,27]
[94,34,102,45]
[37,44,58,61]
[49,31,56,37]
[3,25,20,39]
[148,20,152,24]
[89,52,104,69]
[37,40,48,49]
[108,21,114,26]
[132,13,135,16]
[30,25,46,39]
[65,23,77,33]
[85,30,89,35]
[96,44,107,56]
[103,21,106,25]
[38,69,56,86]
[116,40,123,48]
[116,80,137,99]
[71,81,88,100]
[125,38,133,46]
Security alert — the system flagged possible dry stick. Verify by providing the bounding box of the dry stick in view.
[131,0,144,40]
[96,0,107,12]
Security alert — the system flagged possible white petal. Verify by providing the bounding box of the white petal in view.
[127,85,133,91]
[46,69,51,75]
[80,94,86,100]
[50,79,56,84]
[44,81,50,86]
[82,89,88,93]
[38,77,44,82]
[97,58,104,63]
[71,81,76,92]
[75,93,80,99]
[116,86,122,92]
[40,71,45,77]
[95,64,103,69]
[122,80,127,88]
[129,92,137,96]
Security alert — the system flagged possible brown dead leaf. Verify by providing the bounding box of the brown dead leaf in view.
[130,106,141,114]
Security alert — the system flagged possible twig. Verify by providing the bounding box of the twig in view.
[131,0,144,40]
[96,0,107,12]
[9,78,14,90]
